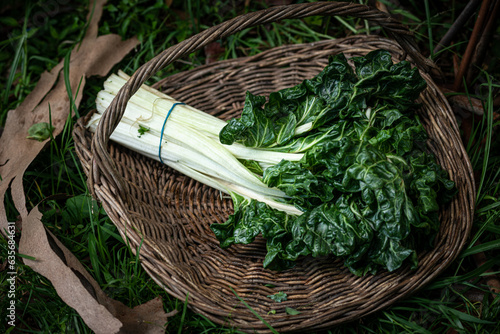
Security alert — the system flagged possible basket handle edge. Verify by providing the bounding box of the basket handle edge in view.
[90,1,434,198]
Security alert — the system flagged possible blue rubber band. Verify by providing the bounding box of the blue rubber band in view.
[159,102,185,164]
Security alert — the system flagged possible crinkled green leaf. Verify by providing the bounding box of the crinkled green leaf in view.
[219,92,267,145]
[267,291,287,303]
[211,50,456,275]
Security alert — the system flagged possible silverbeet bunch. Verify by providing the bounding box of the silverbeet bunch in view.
[90,49,456,276]
[211,50,456,275]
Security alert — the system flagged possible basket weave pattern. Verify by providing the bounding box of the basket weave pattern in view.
[74,4,475,333]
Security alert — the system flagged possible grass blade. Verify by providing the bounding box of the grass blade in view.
[382,312,432,334]
[63,50,81,119]
[230,287,279,334]
[475,76,495,203]
[460,239,500,258]
[177,293,189,334]
[424,0,434,57]
[2,7,30,123]
[334,16,357,34]
[437,305,496,324]
[17,253,37,261]
[426,256,500,289]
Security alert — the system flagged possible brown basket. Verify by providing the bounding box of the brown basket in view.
[73,3,475,333]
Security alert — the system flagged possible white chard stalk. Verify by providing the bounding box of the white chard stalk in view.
[87,71,302,216]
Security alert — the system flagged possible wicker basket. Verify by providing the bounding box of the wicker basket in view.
[73,3,475,333]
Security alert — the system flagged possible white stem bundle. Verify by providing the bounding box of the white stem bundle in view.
[87,71,302,215]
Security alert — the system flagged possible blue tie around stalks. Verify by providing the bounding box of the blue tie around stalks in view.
[159,102,185,164]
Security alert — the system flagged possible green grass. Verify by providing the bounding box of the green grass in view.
[1,0,500,333]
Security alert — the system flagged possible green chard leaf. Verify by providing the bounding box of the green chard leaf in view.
[267,291,288,303]
[211,50,456,276]
[219,92,268,146]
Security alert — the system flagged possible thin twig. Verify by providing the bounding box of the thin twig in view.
[453,0,492,91]
[466,0,500,84]
[433,0,482,55]
[440,86,484,115]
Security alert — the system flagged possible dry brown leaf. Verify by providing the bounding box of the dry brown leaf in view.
[115,297,178,333]
[204,41,225,64]
[19,206,172,333]
[375,1,390,13]
[440,86,484,116]
[0,0,138,235]
[0,63,63,225]
[0,0,174,332]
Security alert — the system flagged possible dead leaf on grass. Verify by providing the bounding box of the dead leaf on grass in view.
[204,41,225,64]
[19,206,173,334]
[0,0,175,332]
[0,0,138,235]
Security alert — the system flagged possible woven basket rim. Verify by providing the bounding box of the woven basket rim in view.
[74,3,475,332]
[88,3,436,194]
[74,33,475,333]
